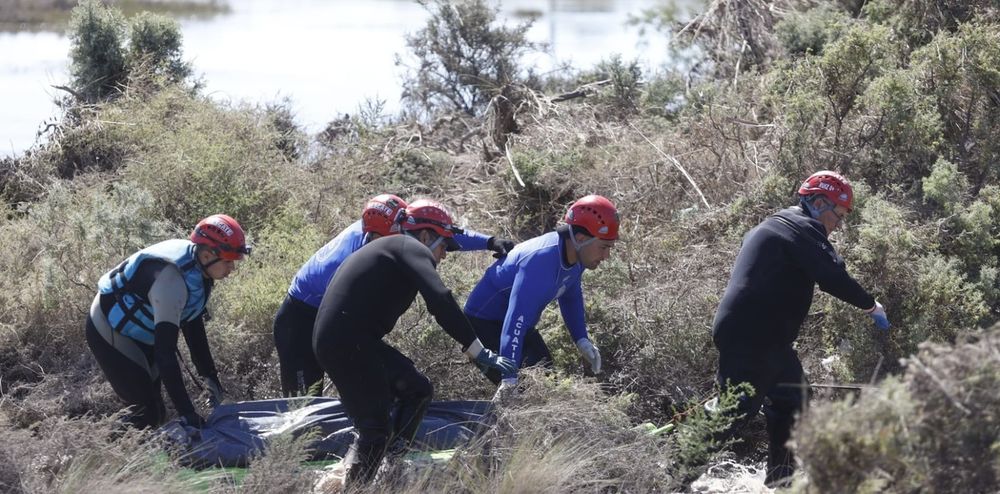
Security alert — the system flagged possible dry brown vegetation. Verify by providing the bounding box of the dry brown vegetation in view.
[2,0,1000,491]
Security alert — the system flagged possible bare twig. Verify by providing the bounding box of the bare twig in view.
[504,137,526,188]
[551,79,612,103]
[909,356,972,416]
[51,84,83,101]
[627,122,711,208]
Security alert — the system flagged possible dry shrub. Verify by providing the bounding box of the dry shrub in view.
[0,412,198,493]
[438,370,677,492]
[1,356,117,430]
[239,430,319,494]
[794,325,1000,493]
[0,179,174,405]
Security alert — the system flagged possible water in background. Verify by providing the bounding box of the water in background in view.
[0,0,677,157]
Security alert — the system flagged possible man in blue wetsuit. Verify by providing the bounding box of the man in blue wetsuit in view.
[711,171,890,487]
[464,194,620,386]
[273,194,515,397]
[86,214,249,429]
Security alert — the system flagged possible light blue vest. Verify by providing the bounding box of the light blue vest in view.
[97,239,208,345]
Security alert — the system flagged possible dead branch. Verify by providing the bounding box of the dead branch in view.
[551,78,612,102]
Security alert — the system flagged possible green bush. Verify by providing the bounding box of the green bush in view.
[638,71,687,118]
[775,4,854,56]
[68,0,127,102]
[0,181,172,365]
[910,24,1000,189]
[108,87,309,231]
[922,158,969,213]
[864,0,1000,50]
[400,0,537,117]
[857,70,942,188]
[68,1,195,103]
[127,12,191,85]
[948,185,1000,284]
[593,55,643,113]
[795,326,1000,493]
[505,147,586,236]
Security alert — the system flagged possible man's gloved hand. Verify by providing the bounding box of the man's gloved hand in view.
[474,348,517,376]
[576,338,602,374]
[492,378,518,404]
[866,301,890,331]
[464,338,517,377]
[487,236,516,259]
[180,411,206,429]
[202,375,225,408]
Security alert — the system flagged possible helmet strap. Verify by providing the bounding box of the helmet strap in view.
[195,246,222,271]
[428,236,445,252]
[406,230,443,251]
[567,229,596,266]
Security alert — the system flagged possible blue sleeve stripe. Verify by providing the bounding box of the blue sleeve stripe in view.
[456,230,490,251]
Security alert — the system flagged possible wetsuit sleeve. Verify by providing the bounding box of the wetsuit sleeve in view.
[791,228,876,310]
[147,267,197,416]
[557,280,588,342]
[153,322,196,416]
[400,240,479,348]
[181,315,218,380]
[455,229,491,251]
[500,259,551,371]
[148,265,185,327]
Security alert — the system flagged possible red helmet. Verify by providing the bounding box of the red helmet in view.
[362,194,408,236]
[190,214,250,261]
[798,170,853,210]
[565,195,620,241]
[401,199,463,251]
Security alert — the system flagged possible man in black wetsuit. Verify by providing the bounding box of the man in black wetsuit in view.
[313,199,516,486]
[86,214,249,429]
[711,171,890,486]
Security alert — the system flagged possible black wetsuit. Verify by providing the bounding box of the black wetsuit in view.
[312,234,478,485]
[711,206,874,483]
[85,260,218,429]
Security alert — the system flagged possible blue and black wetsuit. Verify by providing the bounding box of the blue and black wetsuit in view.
[312,234,480,484]
[85,240,219,429]
[464,226,589,384]
[711,206,874,482]
[273,220,492,396]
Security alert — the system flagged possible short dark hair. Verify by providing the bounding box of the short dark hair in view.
[570,225,593,238]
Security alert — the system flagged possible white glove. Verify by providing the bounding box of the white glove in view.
[492,378,518,403]
[575,338,601,374]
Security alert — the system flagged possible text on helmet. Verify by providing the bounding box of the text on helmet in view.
[210,219,235,237]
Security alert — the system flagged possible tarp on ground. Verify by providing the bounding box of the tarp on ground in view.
[160,397,494,469]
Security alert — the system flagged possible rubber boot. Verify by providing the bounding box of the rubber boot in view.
[344,427,387,488]
[764,441,794,488]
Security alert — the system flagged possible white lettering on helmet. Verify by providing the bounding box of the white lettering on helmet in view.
[370,203,394,217]
[211,219,234,237]
[818,182,835,191]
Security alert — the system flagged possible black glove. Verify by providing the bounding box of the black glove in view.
[487,237,516,259]
[180,411,206,429]
[473,347,517,376]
